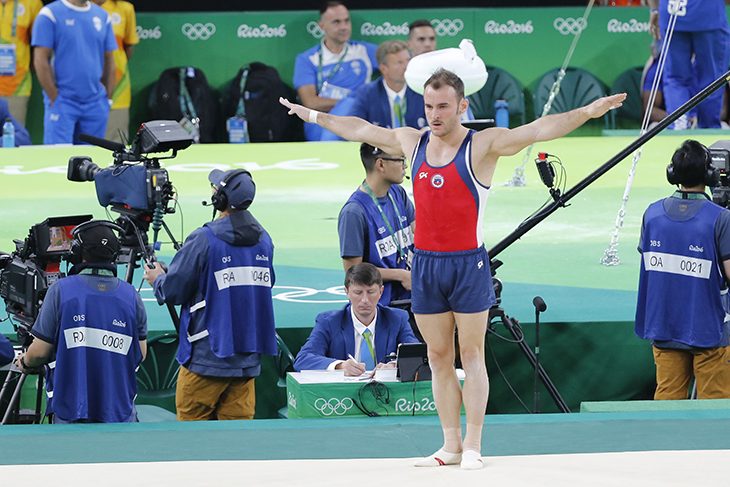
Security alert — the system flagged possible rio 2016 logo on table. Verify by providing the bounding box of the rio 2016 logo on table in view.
[287,391,297,410]
[314,397,354,416]
[430,18,464,37]
[181,22,217,41]
[552,17,587,36]
[395,397,437,413]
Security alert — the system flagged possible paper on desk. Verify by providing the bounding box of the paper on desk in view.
[292,370,347,384]
[344,370,375,381]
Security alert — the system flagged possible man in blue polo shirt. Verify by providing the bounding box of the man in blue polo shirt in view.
[293,1,376,141]
[31,0,116,144]
[338,143,414,306]
[635,140,730,399]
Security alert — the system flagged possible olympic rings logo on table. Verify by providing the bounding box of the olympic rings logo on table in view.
[430,18,464,37]
[306,21,324,39]
[552,17,587,36]
[181,22,216,41]
[314,397,354,416]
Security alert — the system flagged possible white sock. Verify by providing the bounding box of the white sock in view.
[460,449,484,470]
[413,448,462,467]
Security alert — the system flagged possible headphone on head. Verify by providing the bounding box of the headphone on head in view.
[210,169,252,212]
[70,219,123,263]
[666,143,719,187]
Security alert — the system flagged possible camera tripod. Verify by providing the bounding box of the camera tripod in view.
[112,206,181,332]
[487,286,569,413]
[0,327,46,424]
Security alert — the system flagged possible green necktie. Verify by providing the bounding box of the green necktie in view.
[393,95,404,128]
[359,329,375,370]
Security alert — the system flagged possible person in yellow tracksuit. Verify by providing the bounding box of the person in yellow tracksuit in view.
[93,0,138,143]
[0,0,42,125]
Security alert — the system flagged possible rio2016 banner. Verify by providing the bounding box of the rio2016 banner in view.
[25,6,721,143]
[130,7,665,127]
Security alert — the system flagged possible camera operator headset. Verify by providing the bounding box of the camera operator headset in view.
[635,139,730,401]
[15,220,148,423]
[665,142,720,191]
[201,169,253,218]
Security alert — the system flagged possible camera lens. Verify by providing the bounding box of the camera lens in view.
[67,157,101,182]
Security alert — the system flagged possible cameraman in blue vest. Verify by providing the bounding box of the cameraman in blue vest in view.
[15,220,147,423]
[635,140,730,399]
[338,143,415,306]
[144,169,277,420]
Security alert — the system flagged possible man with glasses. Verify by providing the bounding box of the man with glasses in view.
[338,143,414,307]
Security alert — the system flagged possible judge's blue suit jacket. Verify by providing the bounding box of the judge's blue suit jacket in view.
[320,78,426,141]
[294,304,418,371]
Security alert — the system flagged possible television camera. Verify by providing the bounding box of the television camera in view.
[708,140,730,208]
[67,120,192,251]
[0,215,91,336]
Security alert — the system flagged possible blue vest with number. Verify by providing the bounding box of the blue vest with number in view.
[348,186,413,304]
[52,276,140,422]
[177,226,277,363]
[635,199,728,347]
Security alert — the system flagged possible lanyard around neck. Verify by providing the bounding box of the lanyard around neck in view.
[235,67,250,118]
[178,68,198,120]
[361,181,409,267]
[316,42,349,93]
[1,0,19,41]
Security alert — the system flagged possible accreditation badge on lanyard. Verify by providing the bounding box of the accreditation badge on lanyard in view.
[0,44,16,76]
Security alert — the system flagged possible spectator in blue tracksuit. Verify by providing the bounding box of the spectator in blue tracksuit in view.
[292,1,377,141]
[144,169,277,421]
[648,0,730,128]
[32,0,117,144]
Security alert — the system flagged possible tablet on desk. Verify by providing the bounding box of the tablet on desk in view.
[396,343,431,382]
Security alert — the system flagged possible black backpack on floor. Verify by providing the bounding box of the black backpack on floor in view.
[148,66,219,143]
[224,62,303,142]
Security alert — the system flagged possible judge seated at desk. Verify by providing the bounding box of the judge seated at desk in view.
[295,263,418,376]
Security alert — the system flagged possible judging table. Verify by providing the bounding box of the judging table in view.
[286,369,465,419]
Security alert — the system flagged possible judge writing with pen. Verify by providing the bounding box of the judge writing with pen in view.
[294,263,419,376]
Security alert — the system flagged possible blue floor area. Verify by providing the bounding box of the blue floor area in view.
[1,410,728,465]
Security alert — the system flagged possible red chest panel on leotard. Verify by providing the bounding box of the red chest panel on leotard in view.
[410,130,490,252]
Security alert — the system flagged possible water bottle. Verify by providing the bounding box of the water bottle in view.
[2,118,14,148]
[494,99,509,128]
